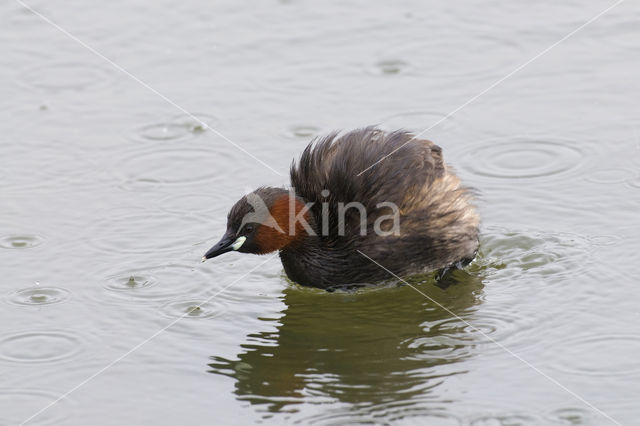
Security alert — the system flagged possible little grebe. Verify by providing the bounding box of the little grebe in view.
[203,127,479,289]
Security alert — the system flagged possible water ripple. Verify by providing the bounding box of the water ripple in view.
[478,228,593,282]
[7,286,71,306]
[366,59,412,76]
[302,409,462,426]
[281,124,324,140]
[0,234,45,249]
[548,333,640,377]
[377,36,519,78]
[160,299,227,320]
[468,413,542,425]
[116,145,232,191]
[21,62,111,92]
[130,113,216,143]
[0,330,82,363]
[627,175,640,189]
[259,63,349,96]
[548,407,601,425]
[101,263,211,304]
[378,111,455,134]
[585,168,634,184]
[89,211,206,256]
[0,389,72,426]
[459,137,585,181]
[104,274,159,293]
[420,309,530,355]
[159,193,220,216]
[0,140,88,194]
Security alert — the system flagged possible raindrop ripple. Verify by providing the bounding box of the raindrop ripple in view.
[459,138,585,180]
[0,330,82,363]
[160,299,227,320]
[7,286,71,306]
[0,234,45,249]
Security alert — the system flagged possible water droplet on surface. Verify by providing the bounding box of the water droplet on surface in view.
[100,264,211,304]
[7,287,70,306]
[368,59,411,75]
[131,113,216,143]
[550,407,599,425]
[105,274,158,292]
[282,125,322,140]
[29,293,49,303]
[161,299,226,319]
[137,123,188,141]
[0,235,44,249]
[187,305,203,316]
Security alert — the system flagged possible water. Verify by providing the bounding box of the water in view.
[1,0,639,424]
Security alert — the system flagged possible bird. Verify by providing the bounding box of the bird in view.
[202,127,479,290]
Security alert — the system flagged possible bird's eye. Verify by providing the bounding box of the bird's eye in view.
[244,225,254,233]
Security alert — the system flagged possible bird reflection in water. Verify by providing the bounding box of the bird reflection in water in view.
[208,268,484,420]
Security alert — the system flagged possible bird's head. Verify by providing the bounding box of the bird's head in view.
[202,187,313,261]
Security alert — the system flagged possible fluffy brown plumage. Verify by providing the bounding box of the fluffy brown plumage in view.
[203,127,479,289]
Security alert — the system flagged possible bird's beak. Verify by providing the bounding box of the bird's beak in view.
[202,233,246,262]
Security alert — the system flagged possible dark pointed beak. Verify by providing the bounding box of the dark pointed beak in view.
[202,232,235,262]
